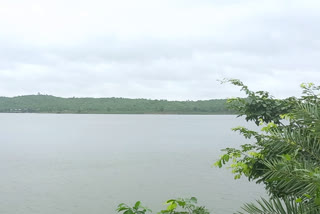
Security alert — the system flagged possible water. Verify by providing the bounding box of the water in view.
[0,114,266,214]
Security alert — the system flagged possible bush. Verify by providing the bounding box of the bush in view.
[116,197,210,214]
[216,79,320,213]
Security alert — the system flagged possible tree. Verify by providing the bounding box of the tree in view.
[215,79,320,213]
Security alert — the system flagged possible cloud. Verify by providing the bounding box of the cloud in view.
[0,0,320,100]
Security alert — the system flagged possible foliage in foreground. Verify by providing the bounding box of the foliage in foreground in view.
[215,79,320,213]
[116,80,320,213]
[116,197,210,214]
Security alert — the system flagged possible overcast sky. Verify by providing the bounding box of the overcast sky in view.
[0,0,319,100]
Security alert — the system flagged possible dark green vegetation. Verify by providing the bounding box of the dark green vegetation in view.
[216,79,320,213]
[117,80,320,213]
[116,197,209,214]
[0,95,233,115]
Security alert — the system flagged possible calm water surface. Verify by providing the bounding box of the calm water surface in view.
[0,114,266,214]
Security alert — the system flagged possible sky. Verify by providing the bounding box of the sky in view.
[0,0,320,100]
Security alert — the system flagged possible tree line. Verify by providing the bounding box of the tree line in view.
[0,95,234,114]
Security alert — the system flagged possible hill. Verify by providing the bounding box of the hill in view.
[0,95,234,114]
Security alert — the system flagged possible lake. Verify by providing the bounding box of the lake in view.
[0,114,266,214]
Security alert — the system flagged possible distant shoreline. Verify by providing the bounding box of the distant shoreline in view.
[0,112,236,115]
[0,95,235,115]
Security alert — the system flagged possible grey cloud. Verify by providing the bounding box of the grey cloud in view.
[1,0,320,99]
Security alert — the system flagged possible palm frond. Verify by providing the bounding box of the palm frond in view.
[237,197,319,214]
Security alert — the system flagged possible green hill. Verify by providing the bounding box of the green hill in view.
[0,95,234,114]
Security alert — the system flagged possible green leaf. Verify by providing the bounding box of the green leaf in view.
[304,194,311,199]
[177,201,186,206]
[117,207,128,212]
[124,209,134,214]
[134,201,141,210]
[282,154,291,161]
[167,203,177,211]
[315,197,320,205]
[223,154,230,162]
[295,198,302,203]
[190,197,197,204]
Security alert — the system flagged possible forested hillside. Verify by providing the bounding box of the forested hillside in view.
[0,95,234,114]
